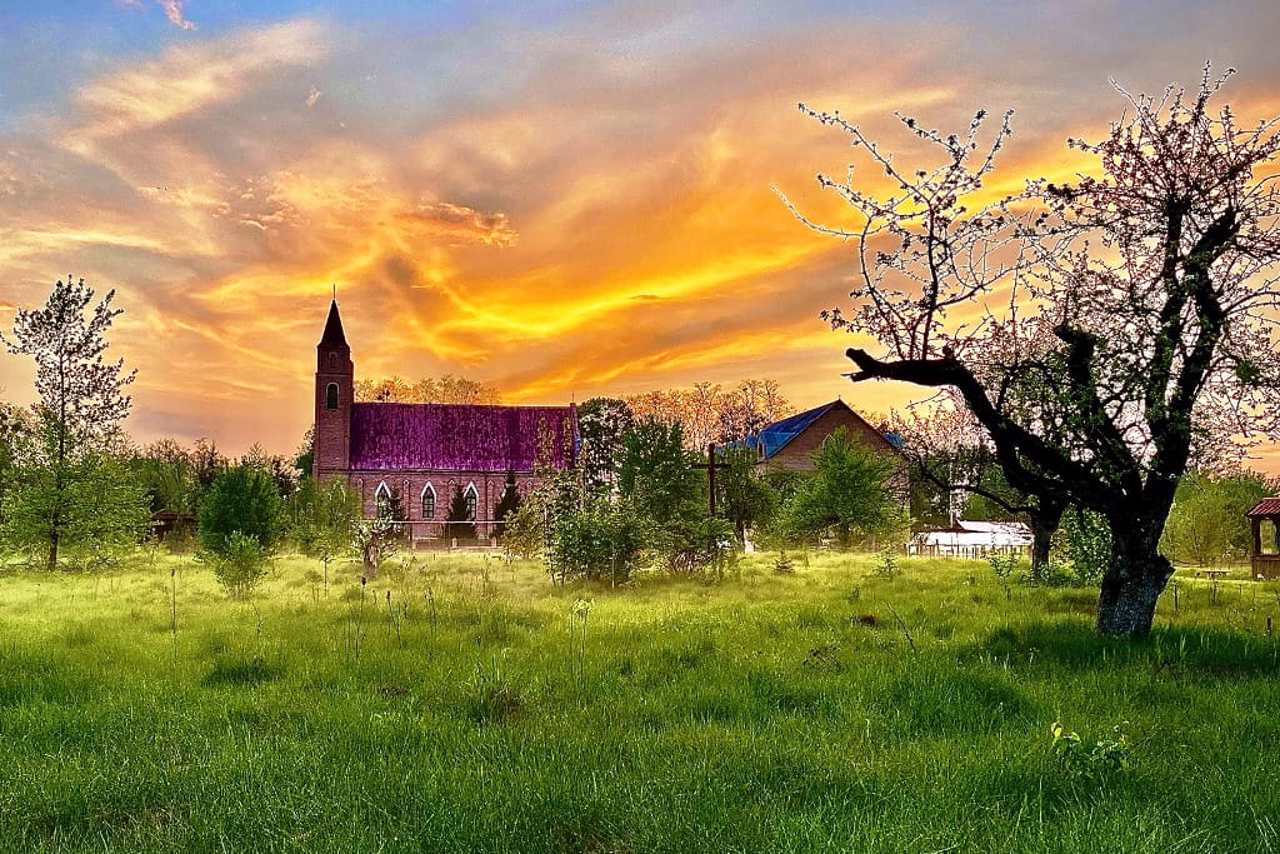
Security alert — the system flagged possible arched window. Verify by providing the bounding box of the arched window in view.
[463,483,478,521]
[420,482,436,519]
[375,481,393,518]
[328,352,338,369]
[325,382,339,410]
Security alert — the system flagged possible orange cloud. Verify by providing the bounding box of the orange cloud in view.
[1,10,1278,474]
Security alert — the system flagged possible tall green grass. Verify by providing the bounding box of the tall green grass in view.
[0,550,1276,852]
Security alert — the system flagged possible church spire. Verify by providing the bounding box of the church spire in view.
[319,298,347,348]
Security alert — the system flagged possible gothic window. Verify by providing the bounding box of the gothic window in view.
[328,352,338,369]
[325,382,339,410]
[420,482,436,518]
[375,481,393,519]
[464,483,478,521]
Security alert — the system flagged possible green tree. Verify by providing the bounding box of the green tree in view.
[132,439,199,516]
[0,403,32,529]
[2,448,148,571]
[199,464,284,555]
[1,277,142,569]
[578,397,634,496]
[618,418,703,526]
[1161,470,1274,566]
[782,428,901,549]
[446,485,477,541]
[548,497,648,586]
[494,470,521,536]
[293,426,315,482]
[714,445,776,541]
[291,477,360,591]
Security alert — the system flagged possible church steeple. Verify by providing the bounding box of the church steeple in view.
[319,298,348,348]
[314,298,353,478]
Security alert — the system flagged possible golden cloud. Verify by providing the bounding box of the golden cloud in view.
[0,12,1277,473]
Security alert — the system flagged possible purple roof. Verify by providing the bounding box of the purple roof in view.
[349,402,578,472]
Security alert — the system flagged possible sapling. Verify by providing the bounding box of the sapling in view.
[569,598,593,698]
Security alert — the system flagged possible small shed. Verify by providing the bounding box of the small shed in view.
[909,519,1033,559]
[1246,498,1280,580]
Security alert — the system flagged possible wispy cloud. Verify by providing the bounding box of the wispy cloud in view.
[1,4,1278,467]
[158,0,197,30]
[119,0,198,31]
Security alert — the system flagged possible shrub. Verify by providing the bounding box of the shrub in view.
[655,514,737,580]
[465,656,523,724]
[290,478,360,589]
[1057,506,1111,586]
[199,465,284,554]
[208,531,271,599]
[873,548,900,579]
[773,551,795,574]
[548,498,647,585]
[1050,720,1131,781]
[502,500,546,560]
[353,515,398,576]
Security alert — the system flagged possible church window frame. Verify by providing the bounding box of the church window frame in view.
[325,382,339,410]
[420,482,437,519]
[463,482,478,521]
[375,481,393,519]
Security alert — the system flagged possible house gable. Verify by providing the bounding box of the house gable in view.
[754,399,898,472]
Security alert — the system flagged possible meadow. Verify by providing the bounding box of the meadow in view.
[0,549,1278,853]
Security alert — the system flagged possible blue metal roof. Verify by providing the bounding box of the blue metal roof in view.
[743,400,842,460]
[740,399,900,461]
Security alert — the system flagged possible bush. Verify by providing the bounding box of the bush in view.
[502,500,545,560]
[655,514,737,580]
[549,499,647,585]
[289,477,359,587]
[778,428,903,549]
[199,465,283,554]
[208,531,270,598]
[1057,507,1111,586]
[1050,720,1131,781]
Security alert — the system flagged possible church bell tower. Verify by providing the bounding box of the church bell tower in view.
[314,298,353,478]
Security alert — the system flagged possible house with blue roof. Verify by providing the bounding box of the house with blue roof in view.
[743,398,907,486]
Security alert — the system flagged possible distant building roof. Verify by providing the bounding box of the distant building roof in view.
[1246,497,1280,518]
[742,399,896,461]
[913,519,1032,547]
[349,402,578,472]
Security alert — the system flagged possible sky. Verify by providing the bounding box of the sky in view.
[1,0,1279,471]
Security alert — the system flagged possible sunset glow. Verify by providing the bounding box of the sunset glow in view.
[2,1,1278,471]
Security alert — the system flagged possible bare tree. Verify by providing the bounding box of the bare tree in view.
[785,66,1280,636]
[355,374,501,404]
[626,378,793,449]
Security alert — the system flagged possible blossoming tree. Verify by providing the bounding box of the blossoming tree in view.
[785,67,1280,636]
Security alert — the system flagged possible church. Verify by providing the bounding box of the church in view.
[312,300,579,542]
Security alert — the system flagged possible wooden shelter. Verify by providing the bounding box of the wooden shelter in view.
[1245,497,1280,580]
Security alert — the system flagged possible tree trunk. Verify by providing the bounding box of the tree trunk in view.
[1096,526,1173,637]
[1029,523,1053,583]
[1028,501,1063,585]
[47,527,59,572]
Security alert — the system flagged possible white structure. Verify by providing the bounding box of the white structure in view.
[909,519,1033,558]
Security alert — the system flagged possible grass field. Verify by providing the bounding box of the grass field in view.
[1,549,1278,853]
